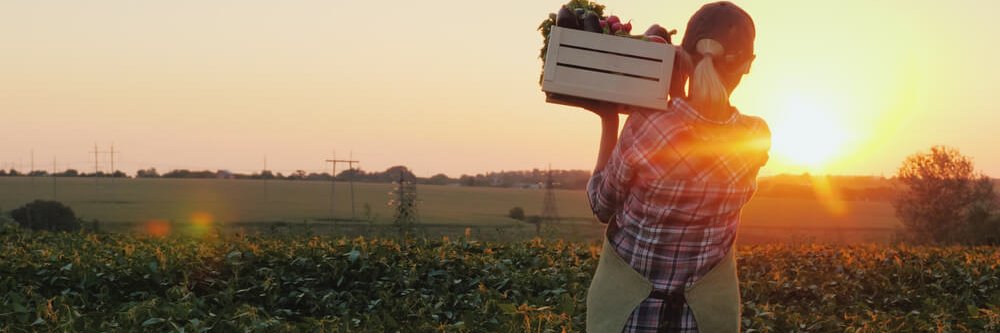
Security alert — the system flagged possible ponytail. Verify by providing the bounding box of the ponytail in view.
[688,38,729,108]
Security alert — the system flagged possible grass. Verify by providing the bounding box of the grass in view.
[0,177,901,243]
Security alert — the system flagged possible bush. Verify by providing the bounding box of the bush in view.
[962,211,1000,245]
[0,213,14,226]
[508,206,525,221]
[10,200,81,232]
[893,146,996,243]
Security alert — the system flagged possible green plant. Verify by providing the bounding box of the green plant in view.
[389,174,419,235]
[10,200,81,232]
[1,233,999,332]
[508,206,526,221]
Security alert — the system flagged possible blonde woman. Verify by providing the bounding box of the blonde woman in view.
[583,2,770,332]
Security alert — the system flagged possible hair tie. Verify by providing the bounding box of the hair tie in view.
[696,39,725,58]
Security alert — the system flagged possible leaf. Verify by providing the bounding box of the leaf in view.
[345,250,360,263]
[967,304,980,318]
[142,317,166,327]
[499,303,517,315]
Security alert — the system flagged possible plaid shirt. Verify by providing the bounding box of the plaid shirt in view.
[588,98,770,333]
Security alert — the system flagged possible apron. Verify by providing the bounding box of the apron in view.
[586,225,741,333]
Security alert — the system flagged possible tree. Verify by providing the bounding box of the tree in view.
[424,173,453,185]
[10,200,81,232]
[336,168,366,181]
[508,207,526,221]
[893,146,996,243]
[136,168,159,178]
[289,170,307,180]
[381,166,416,183]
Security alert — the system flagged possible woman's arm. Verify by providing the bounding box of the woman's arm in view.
[583,102,627,224]
[578,100,623,172]
[593,112,620,172]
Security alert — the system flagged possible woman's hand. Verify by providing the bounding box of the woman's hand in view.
[546,93,624,118]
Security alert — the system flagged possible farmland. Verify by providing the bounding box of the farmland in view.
[0,228,997,332]
[0,177,900,243]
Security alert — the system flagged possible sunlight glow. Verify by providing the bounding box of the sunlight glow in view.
[808,175,848,216]
[769,94,850,171]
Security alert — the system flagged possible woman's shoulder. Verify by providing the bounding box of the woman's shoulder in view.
[624,104,693,137]
[734,114,770,138]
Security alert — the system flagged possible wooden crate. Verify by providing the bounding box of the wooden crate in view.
[542,26,675,112]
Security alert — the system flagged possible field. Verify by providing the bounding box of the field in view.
[0,177,901,243]
[0,228,998,332]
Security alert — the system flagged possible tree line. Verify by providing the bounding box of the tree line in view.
[0,169,127,178]
[0,166,594,190]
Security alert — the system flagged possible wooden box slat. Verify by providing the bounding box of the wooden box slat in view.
[556,27,671,59]
[555,46,664,79]
[542,26,675,112]
[553,65,661,98]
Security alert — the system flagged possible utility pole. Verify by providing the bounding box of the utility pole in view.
[30,149,35,192]
[263,155,268,202]
[540,164,560,236]
[92,143,100,176]
[110,143,116,180]
[90,143,111,196]
[326,152,360,221]
[107,144,120,202]
[326,153,337,221]
[52,157,57,200]
[349,152,357,220]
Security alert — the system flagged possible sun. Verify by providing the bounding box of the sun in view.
[768,94,850,171]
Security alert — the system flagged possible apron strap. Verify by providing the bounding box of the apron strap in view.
[608,220,688,330]
[651,289,686,332]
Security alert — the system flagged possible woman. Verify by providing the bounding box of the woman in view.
[583,2,770,333]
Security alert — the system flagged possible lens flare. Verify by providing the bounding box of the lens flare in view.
[189,212,215,237]
[144,220,171,238]
[808,175,848,216]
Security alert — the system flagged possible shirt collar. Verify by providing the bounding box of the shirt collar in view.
[671,98,740,125]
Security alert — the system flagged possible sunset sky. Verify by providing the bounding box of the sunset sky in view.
[2,0,999,178]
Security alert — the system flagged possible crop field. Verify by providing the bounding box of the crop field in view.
[0,228,997,332]
[0,178,900,243]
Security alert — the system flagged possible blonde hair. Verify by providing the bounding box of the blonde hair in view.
[688,38,729,108]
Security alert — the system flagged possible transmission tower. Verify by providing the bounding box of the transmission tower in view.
[325,152,359,222]
[540,166,560,228]
[89,143,119,200]
[52,157,57,200]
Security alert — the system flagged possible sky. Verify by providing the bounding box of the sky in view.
[2,0,999,178]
